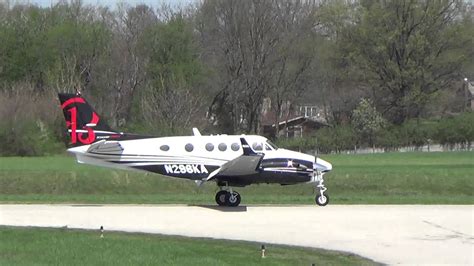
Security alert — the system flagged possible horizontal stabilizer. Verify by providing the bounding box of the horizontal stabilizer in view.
[87,140,124,155]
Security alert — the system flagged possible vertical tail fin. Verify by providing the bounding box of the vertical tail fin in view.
[58,93,115,147]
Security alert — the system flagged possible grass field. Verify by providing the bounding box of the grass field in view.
[0,151,472,204]
[0,226,376,265]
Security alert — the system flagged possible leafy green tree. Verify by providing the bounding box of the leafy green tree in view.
[45,20,111,92]
[146,16,202,88]
[0,6,53,90]
[140,14,205,135]
[345,0,473,124]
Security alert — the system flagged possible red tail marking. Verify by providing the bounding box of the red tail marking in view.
[61,97,99,145]
[67,107,78,144]
[77,112,99,144]
[61,97,85,109]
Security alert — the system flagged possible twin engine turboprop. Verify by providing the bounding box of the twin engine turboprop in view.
[58,93,332,207]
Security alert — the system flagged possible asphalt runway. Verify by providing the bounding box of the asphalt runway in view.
[1,204,473,265]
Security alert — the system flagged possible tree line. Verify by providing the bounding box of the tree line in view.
[0,0,472,155]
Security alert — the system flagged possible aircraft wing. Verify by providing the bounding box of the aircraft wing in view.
[86,140,124,155]
[205,138,263,181]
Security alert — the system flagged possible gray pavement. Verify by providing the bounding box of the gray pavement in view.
[1,204,473,265]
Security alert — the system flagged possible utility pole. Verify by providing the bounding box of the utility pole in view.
[464,78,469,111]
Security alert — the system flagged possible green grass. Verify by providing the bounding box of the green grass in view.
[0,226,377,265]
[0,151,473,204]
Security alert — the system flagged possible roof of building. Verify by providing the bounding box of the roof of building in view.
[271,116,328,128]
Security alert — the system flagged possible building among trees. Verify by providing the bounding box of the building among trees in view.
[262,98,328,138]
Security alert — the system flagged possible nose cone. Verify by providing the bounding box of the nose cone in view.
[314,158,332,172]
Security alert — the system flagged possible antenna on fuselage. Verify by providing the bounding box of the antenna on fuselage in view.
[192,128,202,136]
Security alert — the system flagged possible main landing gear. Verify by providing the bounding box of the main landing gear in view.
[314,172,329,206]
[215,189,241,207]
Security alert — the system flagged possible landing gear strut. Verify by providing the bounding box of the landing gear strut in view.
[215,185,241,207]
[314,172,329,206]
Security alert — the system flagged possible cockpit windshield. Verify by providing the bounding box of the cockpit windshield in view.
[266,140,278,150]
[251,139,279,151]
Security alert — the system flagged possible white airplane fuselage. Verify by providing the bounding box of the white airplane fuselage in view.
[58,92,332,206]
[68,134,331,187]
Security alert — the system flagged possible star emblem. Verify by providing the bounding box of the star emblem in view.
[287,160,294,167]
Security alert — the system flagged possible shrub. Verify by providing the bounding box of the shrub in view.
[375,126,401,151]
[397,119,435,149]
[276,125,355,154]
[0,91,64,156]
[276,112,474,153]
[435,112,474,150]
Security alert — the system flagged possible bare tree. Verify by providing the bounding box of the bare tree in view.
[141,83,204,135]
[198,0,319,135]
[267,1,318,138]
[92,4,156,128]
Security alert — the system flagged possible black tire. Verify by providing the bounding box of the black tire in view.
[225,191,241,207]
[215,190,228,206]
[315,194,329,206]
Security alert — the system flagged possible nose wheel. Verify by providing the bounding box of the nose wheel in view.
[215,190,241,207]
[316,194,329,206]
[314,173,329,206]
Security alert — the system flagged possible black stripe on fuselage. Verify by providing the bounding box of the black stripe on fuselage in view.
[132,164,220,180]
[260,158,313,169]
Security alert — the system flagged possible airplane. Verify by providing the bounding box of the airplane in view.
[58,92,332,207]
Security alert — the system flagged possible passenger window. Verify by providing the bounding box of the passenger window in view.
[265,144,272,151]
[160,145,170,151]
[205,143,214,151]
[252,142,263,151]
[218,143,227,151]
[231,143,240,151]
[185,143,194,152]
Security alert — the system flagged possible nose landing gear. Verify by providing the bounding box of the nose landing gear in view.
[316,193,329,206]
[215,187,241,207]
[314,172,329,206]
